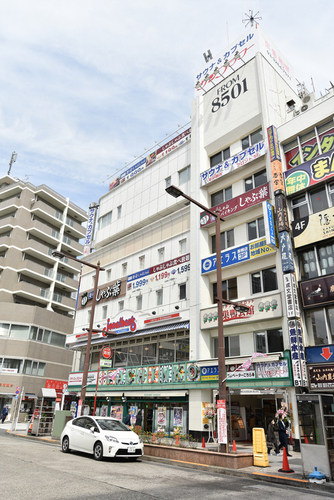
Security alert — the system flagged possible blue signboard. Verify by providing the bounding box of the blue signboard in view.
[279,231,294,273]
[306,345,334,364]
[201,238,276,275]
[263,201,277,248]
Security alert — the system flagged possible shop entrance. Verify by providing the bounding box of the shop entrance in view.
[143,403,154,433]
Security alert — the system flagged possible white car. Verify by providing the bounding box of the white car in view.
[60,416,144,461]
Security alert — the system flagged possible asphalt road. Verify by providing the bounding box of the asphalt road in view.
[1,429,333,500]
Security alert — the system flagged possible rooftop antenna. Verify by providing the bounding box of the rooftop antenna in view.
[242,10,262,28]
[8,152,18,176]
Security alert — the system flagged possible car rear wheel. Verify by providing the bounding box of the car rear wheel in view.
[94,441,104,461]
[62,436,71,453]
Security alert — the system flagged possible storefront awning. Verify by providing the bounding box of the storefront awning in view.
[85,390,188,398]
[0,393,15,397]
[24,393,37,398]
[70,321,190,349]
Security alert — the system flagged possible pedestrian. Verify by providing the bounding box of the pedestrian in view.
[278,413,291,457]
[135,410,142,428]
[124,409,131,426]
[267,417,279,455]
[1,405,8,424]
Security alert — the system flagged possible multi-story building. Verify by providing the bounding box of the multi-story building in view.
[67,25,315,444]
[0,175,87,418]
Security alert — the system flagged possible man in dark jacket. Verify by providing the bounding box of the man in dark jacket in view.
[267,418,279,455]
[278,413,291,457]
[1,406,8,424]
[124,410,131,426]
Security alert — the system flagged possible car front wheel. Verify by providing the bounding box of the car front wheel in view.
[62,436,71,453]
[94,441,104,461]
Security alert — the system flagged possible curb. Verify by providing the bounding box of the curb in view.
[7,431,334,494]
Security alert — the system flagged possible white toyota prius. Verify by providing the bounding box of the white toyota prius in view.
[60,416,144,461]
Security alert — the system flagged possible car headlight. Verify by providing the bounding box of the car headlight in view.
[139,437,143,444]
[105,436,119,443]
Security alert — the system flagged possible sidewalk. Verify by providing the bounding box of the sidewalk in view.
[3,423,334,494]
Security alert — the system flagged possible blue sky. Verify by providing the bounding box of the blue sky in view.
[0,1,331,211]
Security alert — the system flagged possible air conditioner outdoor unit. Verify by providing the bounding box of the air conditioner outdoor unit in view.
[301,92,315,112]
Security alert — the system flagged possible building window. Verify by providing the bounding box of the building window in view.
[242,128,263,150]
[122,262,127,276]
[156,289,163,306]
[179,283,186,300]
[118,300,124,311]
[255,329,283,353]
[139,255,145,270]
[175,338,189,361]
[143,343,157,365]
[117,205,122,219]
[299,242,334,280]
[251,268,277,294]
[213,278,237,302]
[244,168,267,192]
[291,194,309,220]
[159,340,175,363]
[211,186,232,207]
[106,269,111,281]
[9,325,29,339]
[179,238,187,255]
[0,323,9,337]
[158,247,164,263]
[136,295,142,310]
[114,348,128,367]
[291,181,334,220]
[306,309,330,345]
[213,336,240,358]
[128,345,142,366]
[211,229,234,253]
[98,211,112,230]
[166,176,171,188]
[210,147,230,168]
[2,358,23,373]
[248,217,265,241]
[102,306,108,320]
[179,165,190,185]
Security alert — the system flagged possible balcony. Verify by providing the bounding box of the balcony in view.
[65,217,86,239]
[52,292,76,311]
[0,196,20,215]
[17,261,54,284]
[22,240,56,264]
[0,236,11,250]
[27,220,60,245]
[56,254,82,273]
[0,215,16,230]
[13,281,50,305]
[56,272,79,291]
[31,200,64,228]
[61,235,84,257]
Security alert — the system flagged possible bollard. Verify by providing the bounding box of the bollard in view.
[202,437,205,448]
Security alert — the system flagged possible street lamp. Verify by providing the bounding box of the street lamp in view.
[52,250,105,412]
[166,185,249,452]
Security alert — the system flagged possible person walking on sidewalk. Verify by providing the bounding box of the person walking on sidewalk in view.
[278,413,291,457]
[1,405,8,424]
[267,417,279,455]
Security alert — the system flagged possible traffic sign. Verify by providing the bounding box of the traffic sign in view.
[15,386,20,395]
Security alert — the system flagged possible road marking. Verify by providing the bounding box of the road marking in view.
[171,459,209,467]
[253,472,308,483]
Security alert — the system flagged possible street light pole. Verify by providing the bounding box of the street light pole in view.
[52,250,105,412]
[166,185,249,453]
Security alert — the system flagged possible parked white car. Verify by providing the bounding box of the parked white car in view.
[60,416,144,461]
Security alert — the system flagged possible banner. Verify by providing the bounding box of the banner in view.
[285,149,334,196]
[292,205,334,248]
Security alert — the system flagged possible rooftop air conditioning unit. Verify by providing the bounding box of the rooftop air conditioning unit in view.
[301,93,315,112]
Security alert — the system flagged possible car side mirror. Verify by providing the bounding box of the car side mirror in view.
[90,426,95,433]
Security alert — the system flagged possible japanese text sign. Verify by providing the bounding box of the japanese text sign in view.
[279,231,294,273]
[283,273,300,318]
[299,273,334,309]
[292,205,334,248]
[275,194,290,233]
[285,149,334,196]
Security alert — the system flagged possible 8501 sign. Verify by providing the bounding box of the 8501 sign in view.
[211,78,248,113]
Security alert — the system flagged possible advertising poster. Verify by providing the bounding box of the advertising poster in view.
[173,407,183,427]
[217,400,227,444]
[300,274,334,309]
[110,406,123,421]
[157,407,166,426]
[285,148,334,195]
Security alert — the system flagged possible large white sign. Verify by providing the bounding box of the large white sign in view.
[217,400,227,444]
[194,26,296,96]
[283,273,300,319]
[68,371,97,387]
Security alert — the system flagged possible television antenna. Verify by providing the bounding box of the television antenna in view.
[242,10,262,28]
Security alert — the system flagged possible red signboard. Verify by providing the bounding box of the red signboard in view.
[102,347,112,359]
[144,313,180,324]
[45,379,68,402]
[200,183,270,227]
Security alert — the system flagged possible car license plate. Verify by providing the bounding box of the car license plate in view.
[128,446,135,453]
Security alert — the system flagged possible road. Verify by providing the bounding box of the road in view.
[1,430,333,500]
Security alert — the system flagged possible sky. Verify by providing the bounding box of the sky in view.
[0,1,332,212]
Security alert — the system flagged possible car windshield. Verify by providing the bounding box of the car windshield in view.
[95,419,130,431]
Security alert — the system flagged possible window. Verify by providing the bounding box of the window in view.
[139,255,145,270]
[158,247,164,263]
[299,242,334,280]
[122,262,127,276]
[136,295,142,310]
[179,165,190,185]
[114,348,128,367]
[159,340,175,363]
[98,211,112,230]
[309,186,328,214]
[166,176,171,188]
[2,358,22,372]
[242,128,263,150]
[43,330,51,344]
[179,238,186,255]
[291,194,308,220]
[255,329,283,353]
[50,332,66,347]
[213,278,237,302]
[244,169,267,192]
[106,269,111,281]
[175,338,189,361]
[248,218,265,241]
[251,268,277,294]
[117,205,122,219]
[87,310,91,325]
[210,147,230,168]
[156,289,163,306]
[211,186,232,207]
[291,181,334,220]
[118,300,124,311]
[102,306,107,320]
[143,343,157,365]
[128,345,142,366]
[0,323,10,337]
[213,336,240,357]
[9,325,29,339]
[179,283,186,300]
[211,230,234,253]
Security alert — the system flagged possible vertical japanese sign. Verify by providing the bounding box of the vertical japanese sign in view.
[83,204,98,256]
[288,320,308,387]
[267,125,285,195]
[275,194,290,233]
[297,320,308,386]
[263,201,278,248]
[279,232,294,273]
[217,400,227,444]
[283,273,300,318]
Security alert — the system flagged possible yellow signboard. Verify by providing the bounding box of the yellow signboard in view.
[252,427,270,467]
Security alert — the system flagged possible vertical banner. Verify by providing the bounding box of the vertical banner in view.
[275,194,290,233]
[267,125,285,195]
[297,320,308,387]
[83,203,98,256]
[217,399,227,444]
[279,232,294,273]
[283,273,300,318]
[263,201,277,248]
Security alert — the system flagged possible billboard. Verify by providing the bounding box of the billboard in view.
[299,274,334,309]
[279,231,294,273]
[292,205,334,248]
